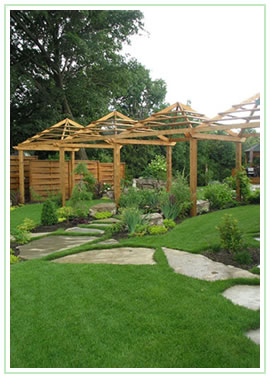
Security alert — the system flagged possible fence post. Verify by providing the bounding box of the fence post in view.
[190,138,197,217]
[59,148,66,206]
[18,150,25,204]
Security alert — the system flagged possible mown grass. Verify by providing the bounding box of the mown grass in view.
[10,248,259,368]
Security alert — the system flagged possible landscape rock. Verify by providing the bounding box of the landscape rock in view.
[65,227,104,234]
[134,178,166,190]
[245,329,260,344]
[197,199,210,214]
[52,247,156,265]
[162,248,259,281]
[89,202,117,216]
[90,218,120,224]
[143,212,164,226]
[222,285,260,310]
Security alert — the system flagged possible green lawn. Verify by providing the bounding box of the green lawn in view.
[10,204,260,368]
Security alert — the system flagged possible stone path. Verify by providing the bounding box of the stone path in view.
[162,248,259,281]
[52,247,156,265]
[65,227,104,234]
[245,329,260,345]
[19,235,98,260]
[222,285,260,311]
[91,218,120,224]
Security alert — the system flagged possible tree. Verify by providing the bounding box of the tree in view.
[10,10,144,154]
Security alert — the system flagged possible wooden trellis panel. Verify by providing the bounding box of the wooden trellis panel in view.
[99,162,125,185]
[10,156,38,195]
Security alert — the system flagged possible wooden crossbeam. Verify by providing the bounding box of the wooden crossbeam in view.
[192,133,246,142]
[14,144,80,151]
[113,139,176,146]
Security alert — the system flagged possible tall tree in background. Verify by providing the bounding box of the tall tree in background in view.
[10,10,144,157]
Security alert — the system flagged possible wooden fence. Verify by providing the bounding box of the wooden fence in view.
[10,157,125,200]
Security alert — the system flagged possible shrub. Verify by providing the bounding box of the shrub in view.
[121,208,145,234]
[235,251,252,265]
[73,162,96,193]
[47,191,62,208]
[17,218,36,232]
[148,225,168,235]
[143,155,167,180]
[247,189,260,204]
[110,222,125,234]
[70,184,92,218]
[41,200,58,226]
[94,211,113,219]
[12,229,31,244]
[204,183,235,210]
[56,206,74,221]
[163,219,176,229]
[10,249,20,264]
[216,214,244,254]
[235,169,251,202]
[169,173,192,217]
[119,187,142,209]
[139,189,160,213]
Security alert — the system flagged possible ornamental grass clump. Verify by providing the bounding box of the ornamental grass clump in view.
[216,214,244,254]
[159,192,179,220]
[121,207,145,234]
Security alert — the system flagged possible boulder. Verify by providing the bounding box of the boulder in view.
[135,178,166,190]
[89,202,117,217]
[142,212,163,226]
[196,199,210,214]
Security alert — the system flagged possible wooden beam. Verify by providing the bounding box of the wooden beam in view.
[113,139,176,146]
[59,148,66,206]
[190,139,197,217]
[169,137,191,142]
[192,133,246,142]
[18,150,25,204]
[241,133,260,138]
[235,143,242,201]
[166,146,172,192]
[55,143,114,149]
[193,121,260,133]
[70,150,75,196]
[113,144,121,206]
[14,145,80,152]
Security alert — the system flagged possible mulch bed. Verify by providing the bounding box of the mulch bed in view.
[203,247,260,270]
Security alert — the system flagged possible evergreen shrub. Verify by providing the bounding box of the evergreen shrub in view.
[216,214,244,254]
[204,183,235,210]
[41,200,58,226]
[148,225,168,235]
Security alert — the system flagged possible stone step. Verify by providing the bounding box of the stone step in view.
[222,285,260,311]
[65,227,104,234]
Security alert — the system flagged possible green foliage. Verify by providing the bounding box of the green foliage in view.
[17,218,36,232]
[163,219,176,229]
[247,189,260,204]
[234,251,252,265]
[159,192,180,220]
[249,266,260,275]
[119,187,159,213]
[41,200,58,226]
[12,228,31,244]
[148,225,168,235]
[131,224,149,237]
[109,222,125,235]
[169,173,192,218]
[73,163,96,193]
[30,187,62,207]
[10,189,20,206]
[216,214,244,254]
[121,207,145,234]
[10,249,20,264]
[56,207,74,221]
[94,211,113,219]
[235,169,251,202]
[143,155,167,180]
[204,183,235,210]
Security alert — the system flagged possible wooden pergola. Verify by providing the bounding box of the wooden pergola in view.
[14,94,260,216]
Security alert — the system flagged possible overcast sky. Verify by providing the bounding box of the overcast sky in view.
[123,6,264,118]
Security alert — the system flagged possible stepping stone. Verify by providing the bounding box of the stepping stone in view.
[162,248,259,281]
[65,227,104,234]
[18,235,98,260]
[52,247,156,265]
[89,202,116,216]
[30,232,51,238]
[95,239,119,245]
[90,218,120,224]
[245,329,260,345]
[222,285,260,310]
[89,223,112,227]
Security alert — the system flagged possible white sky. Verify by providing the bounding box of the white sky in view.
[123,6,264,118]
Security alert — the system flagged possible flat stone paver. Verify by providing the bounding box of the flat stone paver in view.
[30,232,52,238]
[52,247,156,265]
[245,329,260,345]
[18,235,98,260]
[222,285,260,310]
[89,223,112,227]
[65,227,104,234]
[96,239,119,245]
[90,218,120,224]
[162,248,259,281]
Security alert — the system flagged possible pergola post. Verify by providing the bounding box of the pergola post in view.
[59,147,66,206]
[236,142,242,201]
[70,150,75,195]
[190,138,197,216]
[166,145,172,192]
[113,144,121,206]
[18,150,25,204]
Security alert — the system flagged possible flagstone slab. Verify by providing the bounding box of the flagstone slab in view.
[162,248,259,281]
[222,285,260,310]
[91,218,120,224]
[245,329,260,345]
[52,247,156,265]
[89,223,112,227]
[95,239,119,245]
[30,232,52,238]
[18,235,98,260]
[65,227,104,234]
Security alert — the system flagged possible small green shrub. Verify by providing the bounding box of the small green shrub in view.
[204,183,235,210]
[143,155,167,180]
[110,222,125,234]
[249,266,260,275]
[10,249,20,264]
[163,219,176,229]
[121,208,145,234]
[17,218,36,232]
[130,224,149,237]
[159,192,179,220]
[234,251,252,265]
[216,214,244,254]
[73,162,96,193]
[235,169,251,202]
[47,191,62,208]
[119,187,142,209]
[41,200,58,226]
[12,229,31,244]
[56,206,74,221]
[94,211,113,219]
[169,173,192,218]
[247,189,260,204]
[148,225,168,235]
